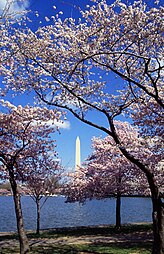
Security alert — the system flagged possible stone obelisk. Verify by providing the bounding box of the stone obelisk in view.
[75,136,81,171]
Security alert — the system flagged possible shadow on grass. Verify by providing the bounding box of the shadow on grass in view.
[30,241,152,254]
[0,233,19,241]
[27,223,153,239]
[0,224,152,254]
[0,224,153,241]
[31,244,79,254]
[0,242,152,254]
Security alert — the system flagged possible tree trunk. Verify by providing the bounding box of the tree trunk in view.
[36,197,40,235]
[144,168,164,254]
[116,174,121,230]
[151,196,164,254]
[9,166,30,254]
[116,193,121,229]
[115,143,164,254]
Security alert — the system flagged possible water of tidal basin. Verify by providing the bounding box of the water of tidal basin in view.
[0,196,152,232]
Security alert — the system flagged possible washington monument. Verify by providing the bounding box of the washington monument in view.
[75,136,81,171]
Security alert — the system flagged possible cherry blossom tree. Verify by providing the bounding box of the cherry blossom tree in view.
[0,0,164,253]
[0,100,62,254]
[24,156,62,235]
[65,121,163,229]
[0,0,29,76]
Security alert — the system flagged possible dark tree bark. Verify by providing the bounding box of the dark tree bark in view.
[116,193,121,230]
[149,178,164,254]
[9,165,30,254]
[152,198,164,254]
[116,174,121,229]
[36,197,41,235]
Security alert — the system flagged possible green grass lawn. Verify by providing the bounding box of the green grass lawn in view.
[0,243,152,254]
[30,242,152,254]
[0,224,152,254]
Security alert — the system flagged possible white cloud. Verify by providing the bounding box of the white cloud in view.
[47,119,71,130]
[0,0,30,14]
[32,119,71,130]
[26,118,70,130]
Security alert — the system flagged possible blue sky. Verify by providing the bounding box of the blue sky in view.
[0,0,160,170]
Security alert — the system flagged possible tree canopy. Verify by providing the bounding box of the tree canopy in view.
[0,1,163,253]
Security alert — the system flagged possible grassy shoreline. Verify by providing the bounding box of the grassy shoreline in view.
[0,223,153,254]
